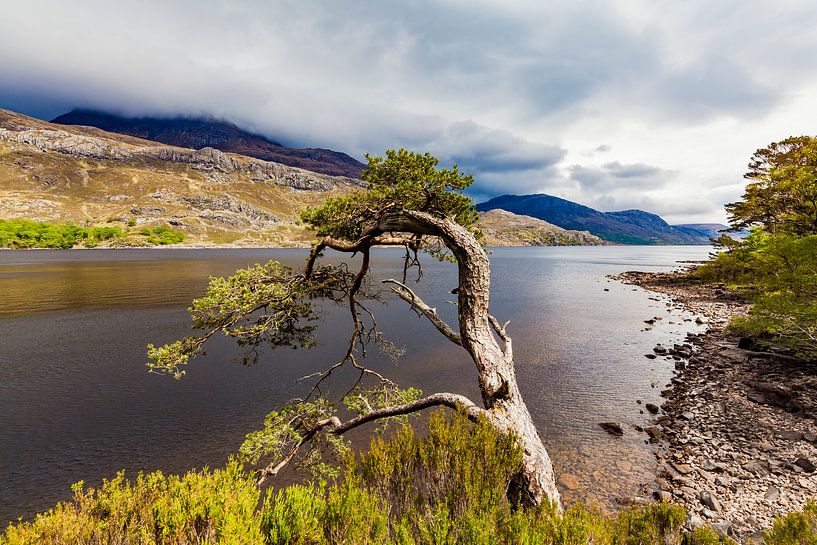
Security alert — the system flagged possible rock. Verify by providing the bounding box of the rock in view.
[687,514,705,530]
[776,430,804,441]
[654,490,673,502]
[794,457,815,473]
[702,508,719,519]
[645,354,657,359]
[711,522,732,537]
[599,422,624,436]
[654,344,668,354]
[618,496,649,506]
[645,403,660,414]
[764,486,780,502]
[645,426,662,443]
[559,473,581,490]
[748,382,796,410]
[699,489,721,512]
[670,462,694,475]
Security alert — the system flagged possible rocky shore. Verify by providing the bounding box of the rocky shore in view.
[616,271,817,542]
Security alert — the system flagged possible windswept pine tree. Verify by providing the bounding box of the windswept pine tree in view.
[148,149,561,508]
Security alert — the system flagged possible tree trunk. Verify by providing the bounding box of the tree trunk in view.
[379,210,562,508]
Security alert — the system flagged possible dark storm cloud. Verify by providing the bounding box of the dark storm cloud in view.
[430,121,565,174]
[569,162,677,191]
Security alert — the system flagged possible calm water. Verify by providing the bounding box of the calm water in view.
[0,246,711,522]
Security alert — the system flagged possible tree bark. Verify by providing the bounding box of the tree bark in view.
[379,210,561,508]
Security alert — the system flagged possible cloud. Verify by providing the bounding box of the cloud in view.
[1,0,817,222]
[429,120,565,174]
[569,162,677,191]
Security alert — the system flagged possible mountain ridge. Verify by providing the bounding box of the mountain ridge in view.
[476,194,723,245]
[0,108,601,248]
[51,109,366,178]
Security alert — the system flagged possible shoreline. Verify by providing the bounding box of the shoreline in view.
[616,270,816,542]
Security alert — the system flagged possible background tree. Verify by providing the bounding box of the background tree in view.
[726,136,817,235]
[698,136,817,359]
[147,149,561,508]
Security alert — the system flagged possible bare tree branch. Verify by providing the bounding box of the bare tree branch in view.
[383,278,462,346]
[256,393,485,484]
[488,314,513,360]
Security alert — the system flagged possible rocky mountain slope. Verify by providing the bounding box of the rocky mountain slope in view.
[478,209,604,246]
[477,194,720,245]
[52,109,365,178]
[0,109,360,246]
[0,109,613,248]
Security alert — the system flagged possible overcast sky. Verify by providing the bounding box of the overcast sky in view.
[2,0,816,223]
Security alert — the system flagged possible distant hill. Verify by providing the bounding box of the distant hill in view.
[476,194,716,245]
[51,109,365,178]
[674,223,742,240]
[477,209,604,246]
[0,108,360,246]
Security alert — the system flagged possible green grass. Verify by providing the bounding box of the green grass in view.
[5,410,811,544]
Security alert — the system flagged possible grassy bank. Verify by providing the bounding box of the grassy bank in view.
[0,219,185,249]
[3,411,815,545]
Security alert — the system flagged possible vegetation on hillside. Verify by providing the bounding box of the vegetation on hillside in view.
[0,218,185,248]
[0,219,124,248]
[9,410,811,545]
[692,136,817,359]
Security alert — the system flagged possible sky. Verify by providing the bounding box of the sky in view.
[2,1,817,223]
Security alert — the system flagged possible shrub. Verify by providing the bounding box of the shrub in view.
[0,460,263,545]
[0,219,124,249]
[139,226,186,245]
[4,411,813,544]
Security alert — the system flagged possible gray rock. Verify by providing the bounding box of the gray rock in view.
[711,521,732,537]
[687,514,705,529]
[764,486,780,502]
[794,457,815,473]
[699,489,721,512]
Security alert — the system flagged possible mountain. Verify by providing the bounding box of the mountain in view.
[2,108,599,249]
[51,109,365,178]
[478,209,604,246]
[0,108,361,246]
[673,223,738,239]
[476,194,714,245]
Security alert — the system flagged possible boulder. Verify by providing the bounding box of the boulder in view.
[599,422,624,436]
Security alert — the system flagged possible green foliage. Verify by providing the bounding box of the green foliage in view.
[239,398,350,481]
[3,411,814,545]
[685,525,738,545]
[0,460,263,545]
[139,226,186,245]
[300,149,480,242]
[0,219,124,249]
[696,136,817,359]
[694,231,817,358]
[344,385,423,422]
[726,136,817,236]
[762,500,817,545]
[147,260,351,377]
